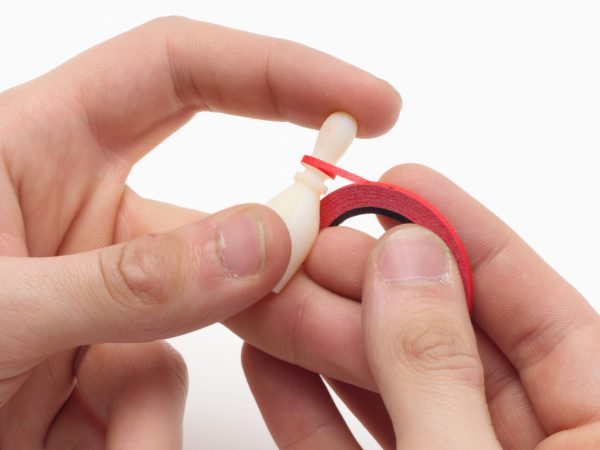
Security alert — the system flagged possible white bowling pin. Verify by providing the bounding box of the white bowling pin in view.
[267,112,357,293]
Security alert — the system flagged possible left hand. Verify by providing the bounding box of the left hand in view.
[0,16,400,449]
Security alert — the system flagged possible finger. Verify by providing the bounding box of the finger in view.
[0,350,77,447]
[0,204,289,360]
[44,388,105,450]
[0,166,27,257]
[363,225,497,448]
[0,167,30,406]
[113,193,373,300]
[112,195,378,391]
[113,186,208,243]
[536,422,600,449]
[9,17,401,164]
[304,226,375,300]
[379,164,600,432]
[46,342,187,450]
[113,193,379,395]
[362,224,500,448]
[242,344,360,450]
[111,195,377,393]
[226,270,372,390]
[475,326,546,450]
[324,378,395,449]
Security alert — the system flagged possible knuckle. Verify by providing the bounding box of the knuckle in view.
[240,342,259,371]
[101,234,183,314]
[394,314,483,386]
[148,342,189,397]
[145,15,190,30]
[279,420,338,450]
[85,343,188,400]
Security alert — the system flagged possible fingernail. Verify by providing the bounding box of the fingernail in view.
[217,212,264,278]
[379,226,449,283]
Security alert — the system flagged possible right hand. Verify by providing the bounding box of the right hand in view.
[234,164,600,449]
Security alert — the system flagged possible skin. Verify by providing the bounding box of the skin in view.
[2,15,598,450]
[0,16,399,449]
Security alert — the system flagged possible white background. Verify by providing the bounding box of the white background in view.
[1,1,599,448]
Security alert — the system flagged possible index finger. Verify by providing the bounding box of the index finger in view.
[9,17,401,160]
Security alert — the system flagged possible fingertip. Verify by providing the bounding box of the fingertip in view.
[366,223,465,307]
[305,226,375,300]
[304,70,401,139]
[379,163,440,186]
[240,342,262,375]
[249,203,292,278]
[376,163,450,231]
[354,78,402,138]
[211,203,291,294]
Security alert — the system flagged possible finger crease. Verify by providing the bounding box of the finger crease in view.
[288,281,317,368]
[484,364,520,406]
[514,310,594,375]
[280,418,338,450]
[165,34,209,112]
[263,46,286,122]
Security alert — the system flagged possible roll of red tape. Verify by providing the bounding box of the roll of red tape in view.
[303,155,474,312]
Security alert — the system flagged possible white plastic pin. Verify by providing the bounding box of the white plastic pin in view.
[267,112,358,293]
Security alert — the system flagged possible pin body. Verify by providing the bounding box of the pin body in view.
[267,112,357,293]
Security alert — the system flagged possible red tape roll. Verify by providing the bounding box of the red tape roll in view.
[303,155,474,312]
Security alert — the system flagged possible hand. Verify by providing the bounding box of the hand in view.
[234,164,600,449]
[0,17,400,449]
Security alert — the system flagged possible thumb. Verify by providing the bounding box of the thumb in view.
[362,224,500,449]
[0,205,289,359]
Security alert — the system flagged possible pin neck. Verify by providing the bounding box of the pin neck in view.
[294,167,328,195]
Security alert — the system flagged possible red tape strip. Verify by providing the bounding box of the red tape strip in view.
[303,155,474,312]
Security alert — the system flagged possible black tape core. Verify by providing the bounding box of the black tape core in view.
[329,207,413,227]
